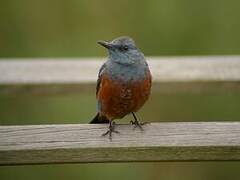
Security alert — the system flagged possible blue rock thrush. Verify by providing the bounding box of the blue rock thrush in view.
[90,36,152,138]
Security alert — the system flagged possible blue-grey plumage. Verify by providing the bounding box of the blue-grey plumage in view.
[98,36,150,82]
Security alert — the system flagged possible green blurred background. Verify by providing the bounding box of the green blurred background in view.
[1,0,240,180]
[1,0,240,57]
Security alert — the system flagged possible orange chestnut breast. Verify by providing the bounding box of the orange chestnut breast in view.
[97,72,151,120]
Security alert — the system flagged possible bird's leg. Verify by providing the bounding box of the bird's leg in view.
[130,112,146,131]
[102,120,119,140]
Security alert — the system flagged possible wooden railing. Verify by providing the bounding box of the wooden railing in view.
[1,56,240,84]
[0,56,240,165]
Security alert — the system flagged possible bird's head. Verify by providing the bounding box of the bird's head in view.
[97,36,144,65]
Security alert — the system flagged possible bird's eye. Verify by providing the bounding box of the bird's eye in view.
[119,45,128,51]
[123,45,128,51]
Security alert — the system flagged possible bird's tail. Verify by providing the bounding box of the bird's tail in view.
[89,113,110,124]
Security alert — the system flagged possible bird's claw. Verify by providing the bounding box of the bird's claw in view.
[130,120,146,131]
[131,112,147,131]
[102,121,119,140]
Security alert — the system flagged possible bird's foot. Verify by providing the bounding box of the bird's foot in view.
[131,112,147,131]
[130,119,146,131]
[102,121,119,140]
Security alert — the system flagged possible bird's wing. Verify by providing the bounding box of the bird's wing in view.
[96,63,107,96]
[95,63,110,122]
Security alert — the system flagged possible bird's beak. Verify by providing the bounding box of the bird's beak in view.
[97,40,112,49]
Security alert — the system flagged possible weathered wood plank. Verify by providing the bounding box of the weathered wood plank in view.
[0,122,240,165]
[0,56,240,84]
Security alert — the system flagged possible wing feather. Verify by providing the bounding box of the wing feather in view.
[96,63,107,96]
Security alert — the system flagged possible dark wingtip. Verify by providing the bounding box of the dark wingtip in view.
[89,113,110,124]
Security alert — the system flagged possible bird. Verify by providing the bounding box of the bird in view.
[90,36,152,139]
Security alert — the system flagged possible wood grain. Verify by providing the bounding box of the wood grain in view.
[1,122,240,165]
